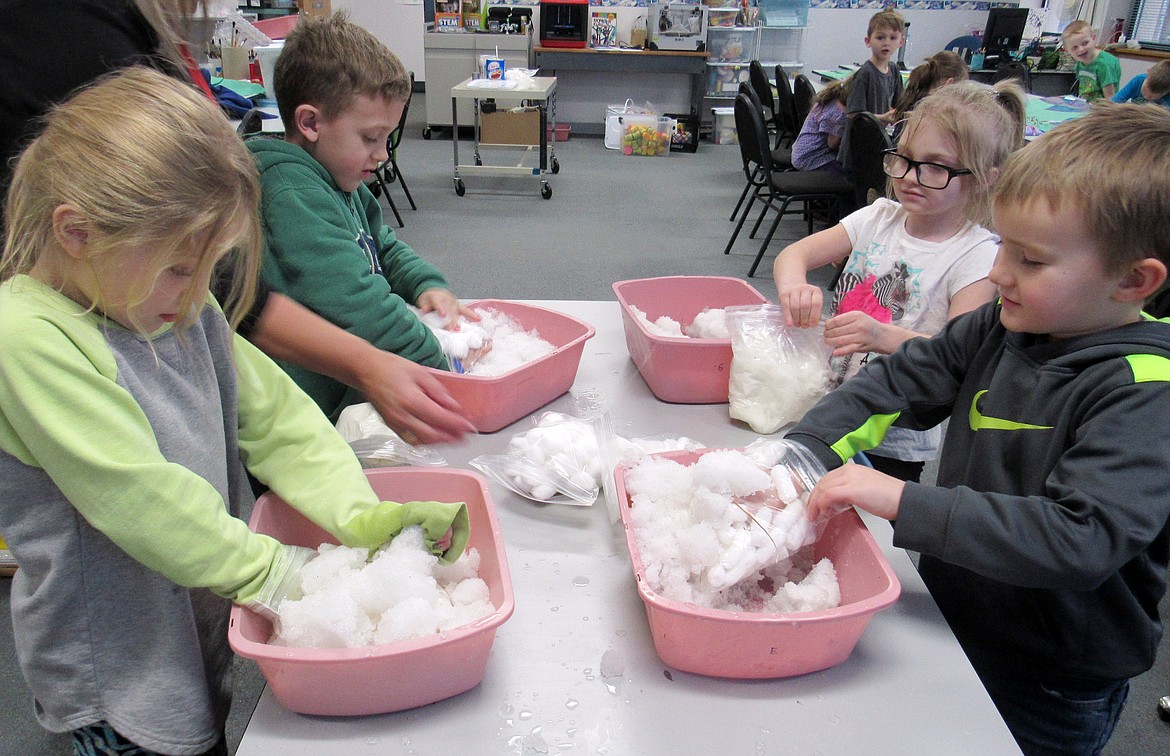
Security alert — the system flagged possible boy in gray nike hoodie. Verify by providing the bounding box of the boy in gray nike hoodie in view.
[786,104,1170,755]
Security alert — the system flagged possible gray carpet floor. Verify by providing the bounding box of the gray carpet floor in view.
[2,91,1168,755]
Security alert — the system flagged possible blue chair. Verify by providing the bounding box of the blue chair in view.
[944,35,982,63]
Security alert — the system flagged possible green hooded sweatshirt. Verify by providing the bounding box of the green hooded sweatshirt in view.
[248,138,449,420]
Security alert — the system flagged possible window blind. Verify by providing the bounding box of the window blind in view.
[1132,0,1170,50]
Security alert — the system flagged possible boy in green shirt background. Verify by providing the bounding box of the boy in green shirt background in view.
[1062,20,1121,101]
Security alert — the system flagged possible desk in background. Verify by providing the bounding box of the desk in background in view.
[533,46,708,135]
[1025,93,1089,137]
[968,67,1077,97]
[236,301,1022,756]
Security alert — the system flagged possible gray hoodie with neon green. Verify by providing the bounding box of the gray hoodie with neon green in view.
[787,301,1170,687]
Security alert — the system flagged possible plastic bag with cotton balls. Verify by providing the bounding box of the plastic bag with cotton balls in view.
[469,411,604,505]
[334,402,447,468]
[726,304,833,435]
[690,445,832,591]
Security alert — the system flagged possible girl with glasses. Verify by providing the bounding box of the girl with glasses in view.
[773,80,1025,482]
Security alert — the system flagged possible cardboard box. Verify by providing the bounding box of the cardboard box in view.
[480,109,541,146]
[297,0,331,17]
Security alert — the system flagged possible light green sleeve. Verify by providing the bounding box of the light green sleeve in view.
[0,285,284,604]
[232,330,470,562]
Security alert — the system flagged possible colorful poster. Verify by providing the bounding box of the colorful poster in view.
[591,11,619,48]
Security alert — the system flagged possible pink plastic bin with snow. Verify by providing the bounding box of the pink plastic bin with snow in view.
[612,277,768,404]
[227,467,515,716]
[614,450,901,679]
[427,300,595,433]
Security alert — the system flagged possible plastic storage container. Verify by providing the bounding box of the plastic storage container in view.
[228,467,515,716]
[612,276,768,403]
[615,449,901,679]
[622,115,673,156]
[712,106,738,144]
[429,300,596,432]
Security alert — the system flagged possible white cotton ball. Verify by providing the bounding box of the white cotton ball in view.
[771,465,799,503]
[531,483,558,501]
[570,469,597,491]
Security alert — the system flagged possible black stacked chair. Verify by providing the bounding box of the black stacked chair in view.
[748,59,795,150]
[792,74,817,135]
[724,92,855,278]
[774,64,801,147]
[846,111,893,210]
[728,81,792,225]
[372,72,418,227]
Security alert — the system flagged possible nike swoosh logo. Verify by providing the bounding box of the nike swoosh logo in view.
[968,390,1053,431]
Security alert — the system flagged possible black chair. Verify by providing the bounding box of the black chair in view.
[724,92,854,278]
[846,111,893,210]
[793,74,817,133]
[994,59,1032,92]
[728,81,792,225]
[774,64,800,145]
[372,72,418,227]
[748,59,793,150]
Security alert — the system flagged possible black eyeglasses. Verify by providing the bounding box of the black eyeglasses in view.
[881,149,973,190]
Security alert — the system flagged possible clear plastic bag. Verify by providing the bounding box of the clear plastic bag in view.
[725,304,833,434]
[469,411,603,506]
[334,403,447,468]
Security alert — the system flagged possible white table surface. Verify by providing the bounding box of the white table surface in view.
[237,300,1022,756]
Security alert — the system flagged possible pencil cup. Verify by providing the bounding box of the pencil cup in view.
[221,46,251,81]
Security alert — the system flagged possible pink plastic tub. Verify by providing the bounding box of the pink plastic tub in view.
[615,450,901,679]
[612,277,768,404]
[228,468,515,716]
[429,300,596,433]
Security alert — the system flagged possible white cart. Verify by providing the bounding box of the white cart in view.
[450,76,560,199]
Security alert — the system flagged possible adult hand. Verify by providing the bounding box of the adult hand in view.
[806,464,904,521]
[823,310,892,356]
[417,288,480,328]
[778,283,825,328]
[355,350,475,445]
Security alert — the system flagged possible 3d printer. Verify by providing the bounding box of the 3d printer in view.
[648,2,708,52]
[540,0,589,48]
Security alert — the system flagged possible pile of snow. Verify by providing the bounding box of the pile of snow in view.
[416,308,556,376]
[623,450,840,613]
[630,306,730,339]
[273,526,494,648]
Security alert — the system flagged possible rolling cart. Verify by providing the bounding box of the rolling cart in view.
[450,76,560,199]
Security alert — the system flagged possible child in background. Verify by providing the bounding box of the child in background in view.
[790,104,1170,755]
[249,12,480,421]
[1063,20,1121,101]
[1112,59,1170,108]
[846,10,906,125]
[891,50,969,138]
[0,67,467,755]
[791,78,851,174]
[774,81,1026,482]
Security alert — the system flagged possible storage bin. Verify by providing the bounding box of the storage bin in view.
[228,467,515,715]
[706,63,750,97]
[711,106,737,145]
[546,122,572,141]
[612,276,767,403]
[706,7,740,27]
[429,300,596,432]
[615,449,901,679]
[622,115,673,156]
[665,111,699,153]
[707,27,755,63]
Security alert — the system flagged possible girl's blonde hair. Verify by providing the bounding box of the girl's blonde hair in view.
[898,79,1026,227]
[1,66,261,332]
[893,51,969,122]
[813,77,852,108]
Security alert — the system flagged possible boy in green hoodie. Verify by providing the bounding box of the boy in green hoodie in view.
[249,12,477,420]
